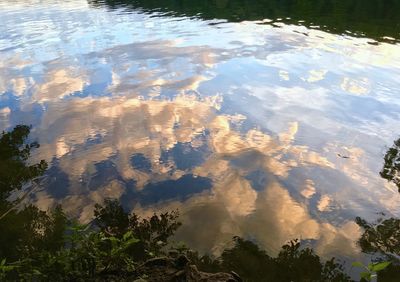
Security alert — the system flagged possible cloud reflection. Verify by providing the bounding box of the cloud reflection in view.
[1,3,400,261]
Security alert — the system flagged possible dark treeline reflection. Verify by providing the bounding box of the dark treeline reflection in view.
[1,125,400,281]
[88,0,400,43]
[380,138,400,192]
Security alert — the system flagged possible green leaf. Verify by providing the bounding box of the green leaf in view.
[371,261,391,272]
[33,269,42,275]
[108,236,118,243]
[123,231,133,241]
[0,265,13,272]
[352,261,364,268]
[360,271,372,281]
[367,263,374,271]
[125,238,139,247]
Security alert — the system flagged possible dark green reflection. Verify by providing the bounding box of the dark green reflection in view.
[355,141,400,281]
[381,138,400,192]
[0,125,66,261]
[89,0,400,43]
[190,237,351,281]
[0,125,47,202]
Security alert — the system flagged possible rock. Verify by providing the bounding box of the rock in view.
[137,256,241,282]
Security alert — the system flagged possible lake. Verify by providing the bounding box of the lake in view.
[1,0,400,265]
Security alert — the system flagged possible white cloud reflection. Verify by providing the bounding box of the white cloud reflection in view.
[1,3,400,261]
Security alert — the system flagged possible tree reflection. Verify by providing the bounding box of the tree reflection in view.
[88,0,400,43]
[188,237,351,281]
[380,138,400,192]
[356,216,400,256]
[349,137,400,280]
[0,125,66,260]
[355,216,400,281]
[94,198,181,260]
[0,125,47,202]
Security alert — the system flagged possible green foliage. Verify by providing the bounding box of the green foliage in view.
[352,261,391,281]
[0,259,16,280]
[94,199,181,259]
[376,263,400,282]
[0,200,181,280]
[4,224,140,280]
[370,261,391,272]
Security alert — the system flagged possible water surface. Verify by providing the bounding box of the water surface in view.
[1,0,400,264]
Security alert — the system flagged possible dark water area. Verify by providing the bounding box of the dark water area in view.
[90,0,400,43]
[1,0,400,273]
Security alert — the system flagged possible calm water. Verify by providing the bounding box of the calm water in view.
[1,0,400,262]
